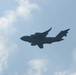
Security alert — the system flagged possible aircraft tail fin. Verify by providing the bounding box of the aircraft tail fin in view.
[55,29,70,41]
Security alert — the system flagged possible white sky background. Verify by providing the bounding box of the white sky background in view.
[0,0,76,75]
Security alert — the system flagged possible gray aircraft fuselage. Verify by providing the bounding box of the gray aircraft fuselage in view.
[21,36,57,44]
[20,28,70,48]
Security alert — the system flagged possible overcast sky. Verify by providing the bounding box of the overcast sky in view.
[0,0,76,75]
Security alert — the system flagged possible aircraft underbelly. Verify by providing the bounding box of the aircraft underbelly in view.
[30,37,55,44]
[44,37,55,44]
[28,37,44,45]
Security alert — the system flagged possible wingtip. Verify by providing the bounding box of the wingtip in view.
[67,29,70,31]
[47,27,52,32]
[50,27,52,30]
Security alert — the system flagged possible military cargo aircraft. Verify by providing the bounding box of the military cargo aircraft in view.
[20,27,70,49]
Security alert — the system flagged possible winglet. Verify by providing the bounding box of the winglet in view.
[48,27,52,32]
[49,27,52,31]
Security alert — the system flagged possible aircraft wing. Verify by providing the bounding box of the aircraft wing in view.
[34,27,52,39]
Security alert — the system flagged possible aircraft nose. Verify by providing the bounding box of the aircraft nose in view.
[20,36,29,41]
[20,36,24,40]
[20,37,23,40]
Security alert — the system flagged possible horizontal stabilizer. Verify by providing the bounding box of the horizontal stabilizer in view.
[56,29,70,39]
